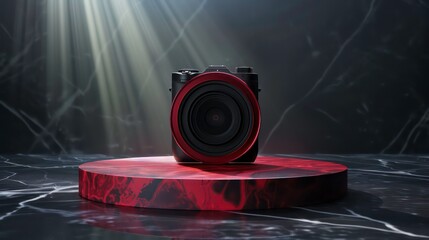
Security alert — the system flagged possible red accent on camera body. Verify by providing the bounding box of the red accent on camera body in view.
[171,66,260,164]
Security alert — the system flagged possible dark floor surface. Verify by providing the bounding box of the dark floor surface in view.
[0,154,428,239]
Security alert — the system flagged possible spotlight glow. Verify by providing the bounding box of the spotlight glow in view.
[43,0,247,154]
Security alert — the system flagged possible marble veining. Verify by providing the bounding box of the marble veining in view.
[261,0,376,151]
[0,0,428,237]
[0,154,428,239]
[1,0,428,155]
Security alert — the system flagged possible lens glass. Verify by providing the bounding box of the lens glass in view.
[179,81,252,156]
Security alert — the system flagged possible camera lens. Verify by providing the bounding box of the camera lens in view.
[193,94,237,141]
[179,82,252,156]
[171,71,260,164]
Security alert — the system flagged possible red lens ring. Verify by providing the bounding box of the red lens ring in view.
[171,72,260,164]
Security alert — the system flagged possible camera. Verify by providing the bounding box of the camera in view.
[170,65,260,164]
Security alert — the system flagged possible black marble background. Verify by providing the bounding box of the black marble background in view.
[0,0,428,155]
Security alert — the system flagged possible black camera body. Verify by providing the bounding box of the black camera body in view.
[171,65,260,164]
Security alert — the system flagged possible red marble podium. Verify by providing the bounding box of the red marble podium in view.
[79,156,347,210]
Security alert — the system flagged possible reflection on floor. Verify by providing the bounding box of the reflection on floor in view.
[0,154,428,239]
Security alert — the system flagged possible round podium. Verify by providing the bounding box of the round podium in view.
[79,156,347,210]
